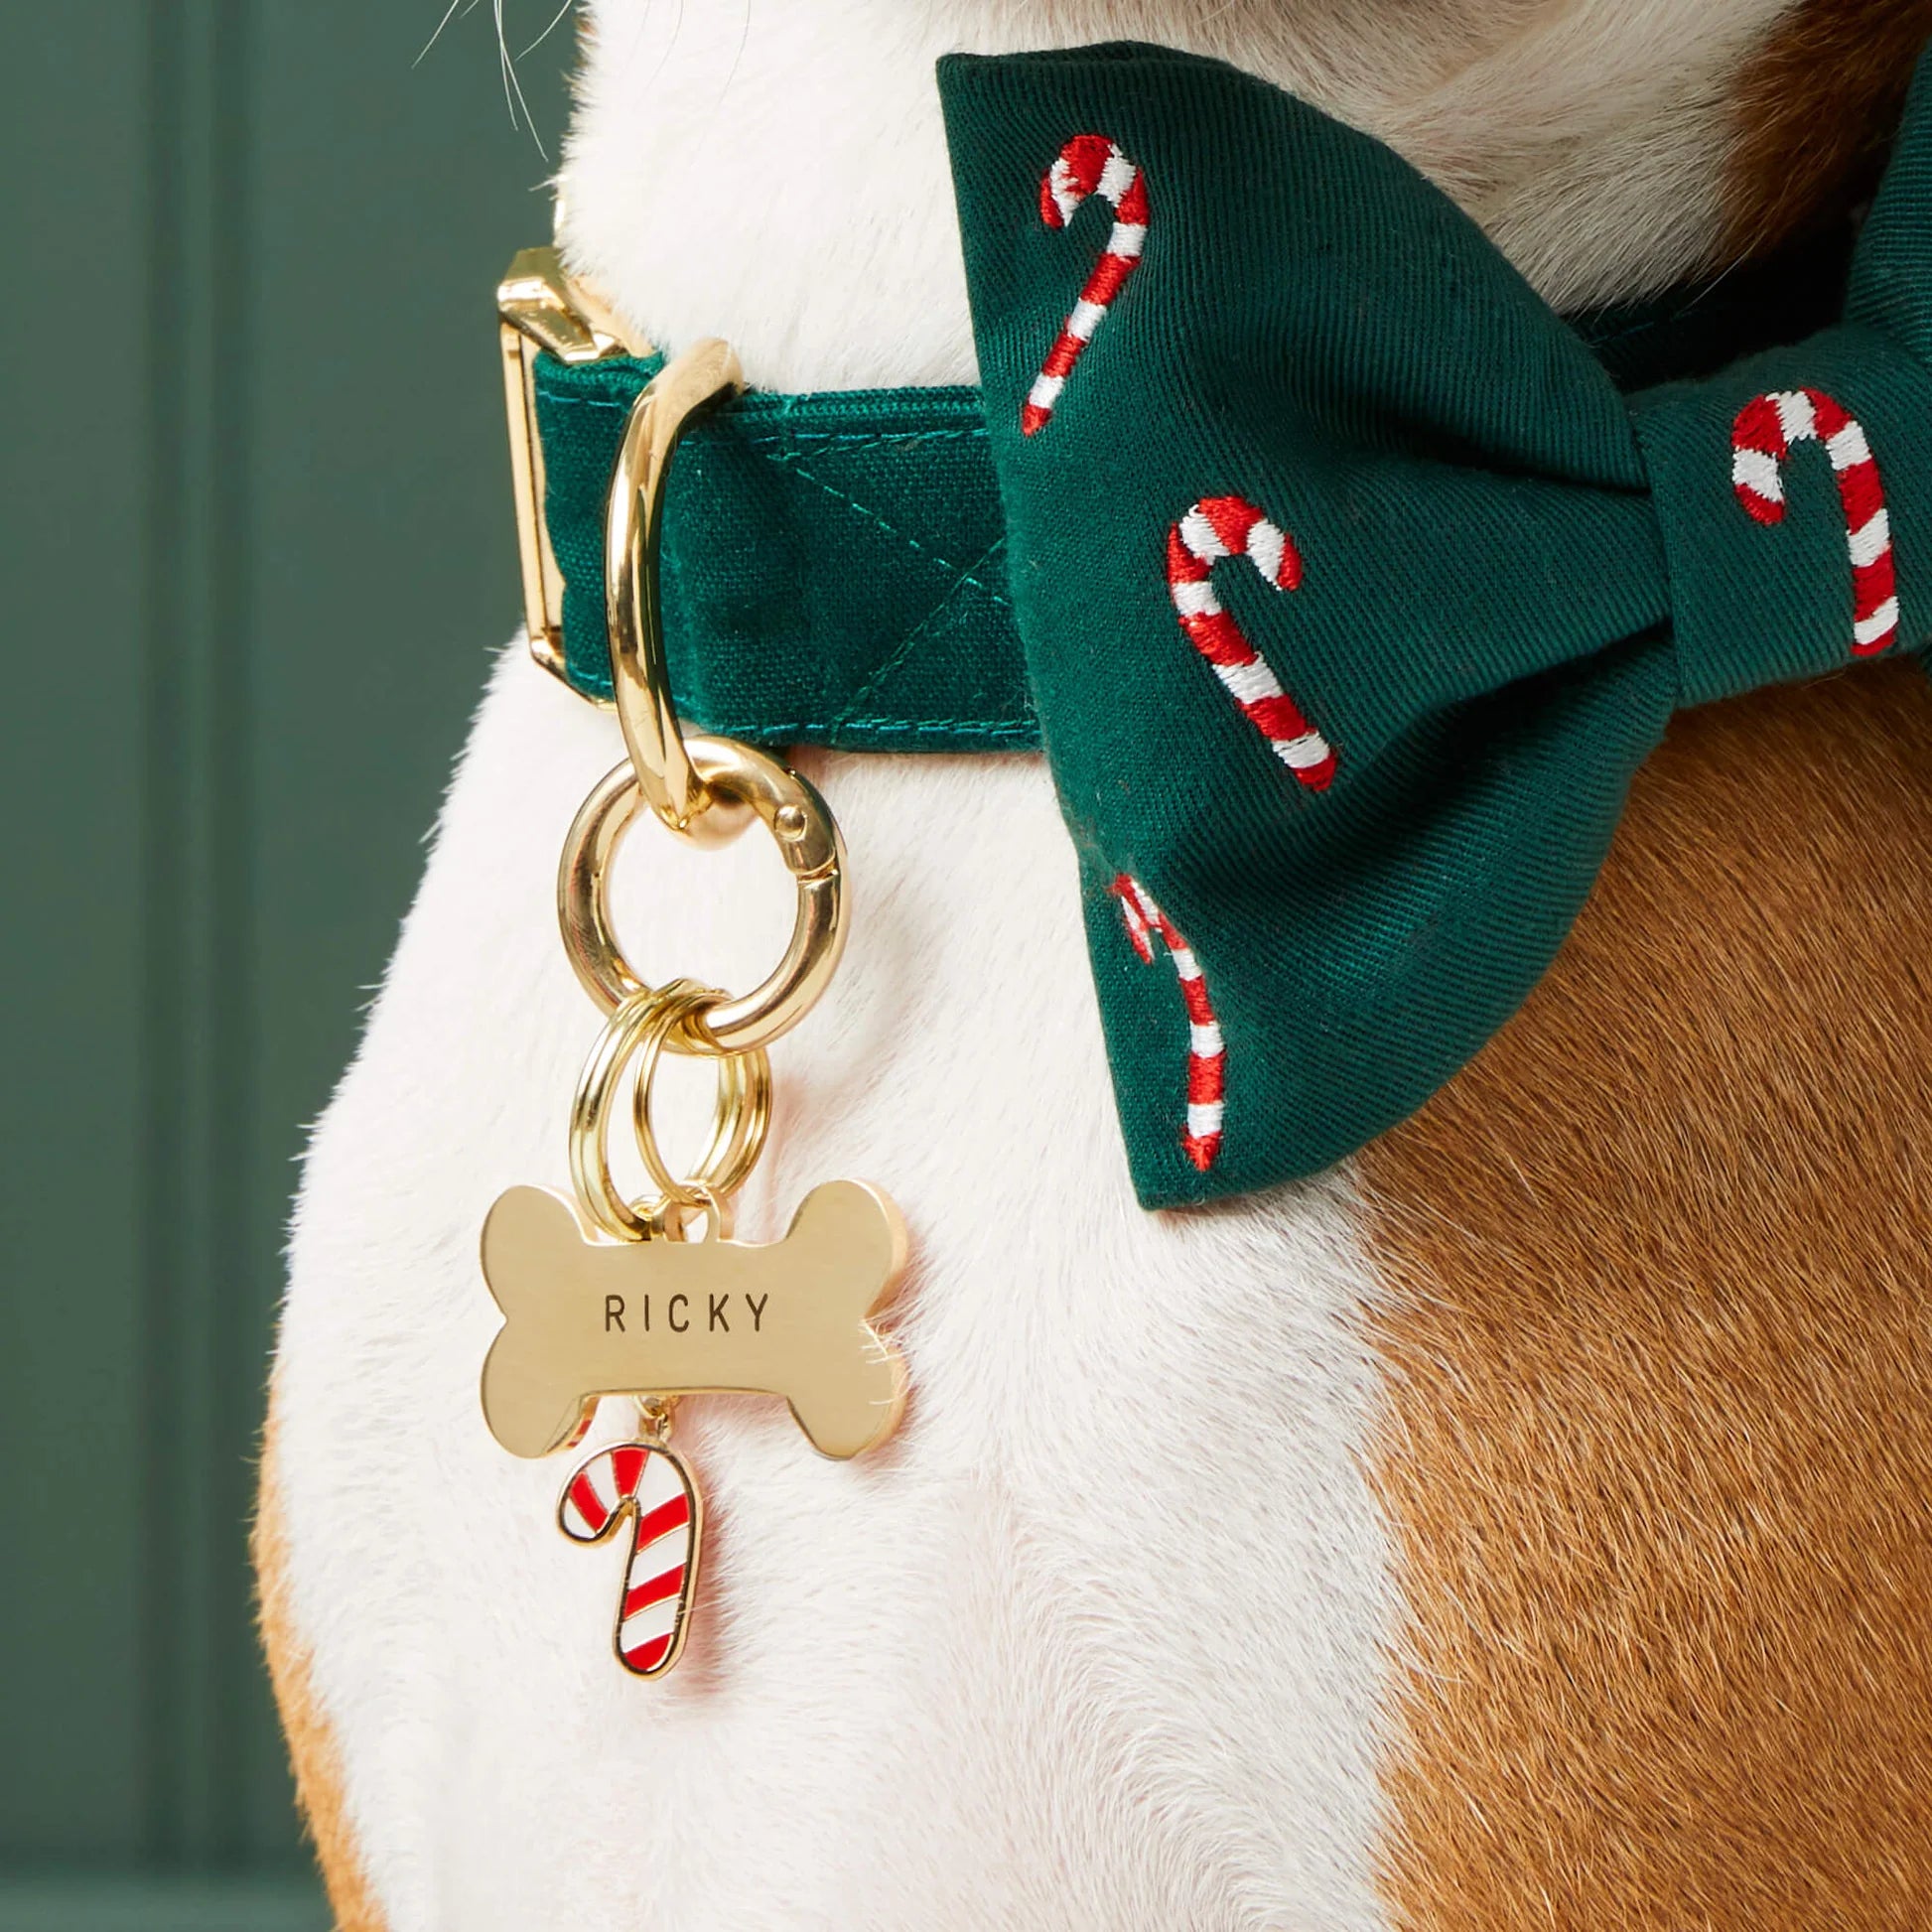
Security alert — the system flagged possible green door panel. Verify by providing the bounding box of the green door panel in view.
[1,0,153,1865]
[1,0,576,1888]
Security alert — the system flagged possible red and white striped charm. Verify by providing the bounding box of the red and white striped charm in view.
[1112,874,1224,1173]
[1167,495,1334,790]
[1730,387,1899,657]
[1024,133,1149,435]
[558,1440,700,1679]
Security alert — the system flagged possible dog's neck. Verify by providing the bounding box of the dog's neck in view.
[558,0,1794,391]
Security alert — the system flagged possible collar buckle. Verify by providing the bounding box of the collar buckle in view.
[496,245,648,692]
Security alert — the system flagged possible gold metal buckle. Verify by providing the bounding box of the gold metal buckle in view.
[496,245,650,691]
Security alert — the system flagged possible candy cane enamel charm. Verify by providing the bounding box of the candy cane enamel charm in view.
[558,1432,701,1679]
[479,336,909,1681]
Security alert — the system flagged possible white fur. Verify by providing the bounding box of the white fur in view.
[560,0,1797,392]
[277,663,1397,1929]
[273,3,1800,1924]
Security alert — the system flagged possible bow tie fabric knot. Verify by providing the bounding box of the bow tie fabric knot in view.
[936,41,1932,1208]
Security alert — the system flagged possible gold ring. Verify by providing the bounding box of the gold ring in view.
[557,743,847,1052]
[568,982,772,1240]
[640,1183,735,1245]
[606,339,746,836]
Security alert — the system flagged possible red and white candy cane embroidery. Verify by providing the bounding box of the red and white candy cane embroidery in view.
[1112,874,1224,1173]
[558,1441,700,1678]
[1167,496,1335,790]
[1024,134,1149,435]
[1731,388,1898,657]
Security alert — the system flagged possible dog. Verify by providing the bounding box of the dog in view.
[258,3,1932,1925]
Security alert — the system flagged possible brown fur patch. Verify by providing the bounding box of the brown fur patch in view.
[1725,0,1932,259]
[1363,665,1932,1931]
[256,1414,390,1932]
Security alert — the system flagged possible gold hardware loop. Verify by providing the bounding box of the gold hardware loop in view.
[558,744,847,1052]
[607,339,748,836]
[640,1183,735,1245]
[568,982,772,1242]
[635,1395,678,1446]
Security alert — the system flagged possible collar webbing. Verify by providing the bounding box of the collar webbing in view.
[534,356,1037,748]
[532,224,1856,748]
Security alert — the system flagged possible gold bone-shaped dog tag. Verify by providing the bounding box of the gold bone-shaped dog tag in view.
[480,1179,908,1459]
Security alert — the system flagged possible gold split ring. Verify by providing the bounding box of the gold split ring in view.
[568,981,772,1241]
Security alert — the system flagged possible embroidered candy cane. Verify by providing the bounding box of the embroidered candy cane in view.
[559,1440,700,1678]
[1731,388,1898,656]
[1112,874,1224,1173]
[1168,496,1334,790]
[1024,134,1149,435]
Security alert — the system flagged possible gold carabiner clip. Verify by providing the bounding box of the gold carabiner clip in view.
[606,340,748,838]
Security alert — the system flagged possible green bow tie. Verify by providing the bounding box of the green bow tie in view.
[933,42,1932,1206]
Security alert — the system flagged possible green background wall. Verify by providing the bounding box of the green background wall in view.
[2,3,575,1918]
